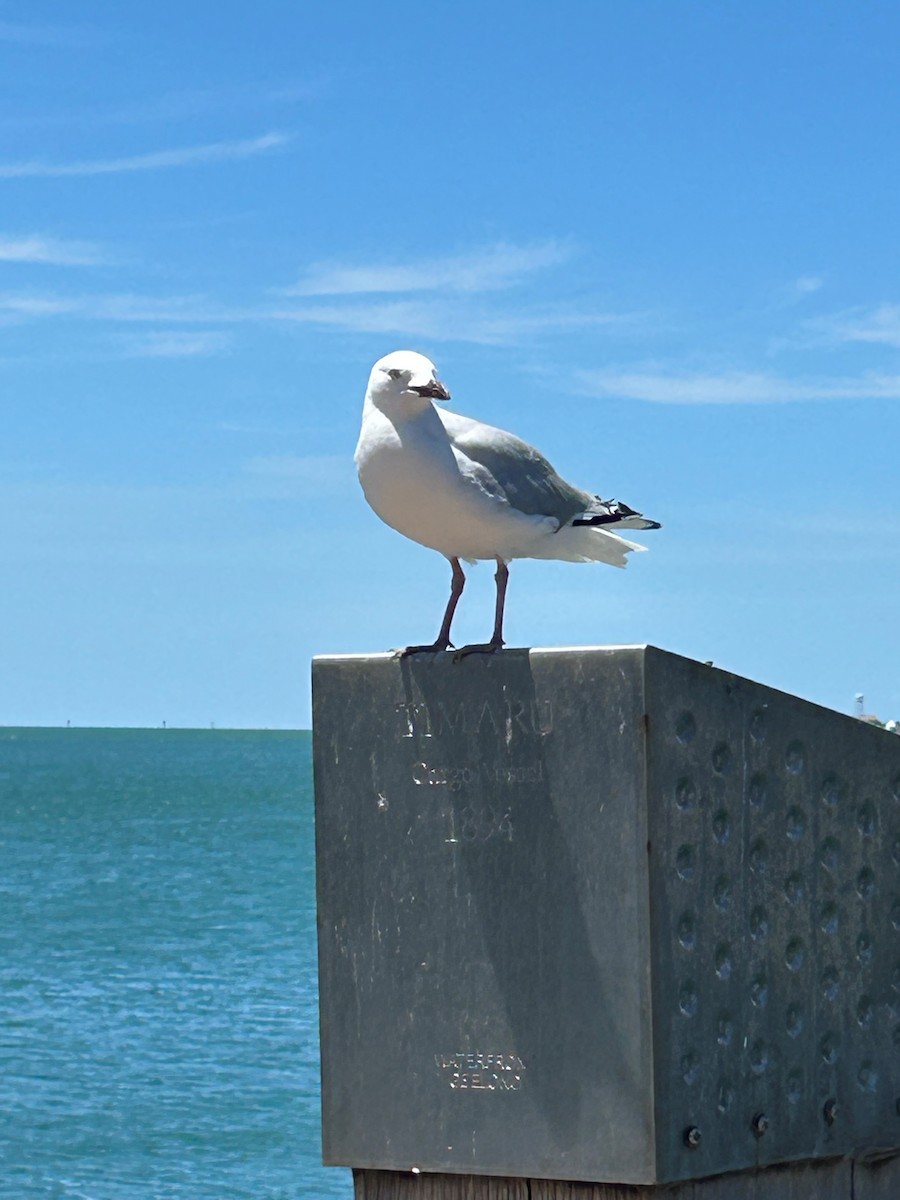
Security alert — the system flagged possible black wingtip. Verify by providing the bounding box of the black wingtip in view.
[572,513,662,530]
[572,513,618,527]
[573,497,661,531]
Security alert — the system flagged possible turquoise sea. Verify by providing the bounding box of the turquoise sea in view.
[0,727,352,1200]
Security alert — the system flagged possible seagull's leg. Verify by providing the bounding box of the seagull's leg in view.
[454,558,508,659]
[399,557,465,655]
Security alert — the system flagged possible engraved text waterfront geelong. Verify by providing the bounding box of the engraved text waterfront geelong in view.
[435,1052,526,1092]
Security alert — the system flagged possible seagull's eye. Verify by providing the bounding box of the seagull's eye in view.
[387,368,403,380]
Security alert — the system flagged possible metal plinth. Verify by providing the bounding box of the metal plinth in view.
[313,646,900,1184]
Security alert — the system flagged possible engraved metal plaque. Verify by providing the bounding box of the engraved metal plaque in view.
[313,647,900,1184]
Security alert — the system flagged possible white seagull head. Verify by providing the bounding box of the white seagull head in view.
[367,350,451,405]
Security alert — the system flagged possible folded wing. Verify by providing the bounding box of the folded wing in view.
[438,408,660,535]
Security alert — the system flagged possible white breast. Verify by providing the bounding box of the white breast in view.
[355,404,553,561]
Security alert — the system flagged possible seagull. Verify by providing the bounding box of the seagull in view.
[355,349,660,656]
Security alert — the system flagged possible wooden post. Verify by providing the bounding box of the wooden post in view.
[354,1156,900,1199]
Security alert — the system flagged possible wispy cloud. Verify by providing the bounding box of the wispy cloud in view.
[0,290,245,324]
[0,132,291,179]
[471,310,634,341]
[284,241,571,297]
[0,81,324,134]
[0,293,79,318]
[801,303,900,350]
[575,367,900,404]
[99,81,324,125]
[0,283,633,347]
[117,331,230,358]
[266,239,629,343]
[0,234,107,266]
[0,20,97,47]
[0,235,632,347]
[270,297,631,345]
[269,298,438,337]
[792,275,824,297]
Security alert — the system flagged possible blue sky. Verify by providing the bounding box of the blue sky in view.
[2,1,899,728]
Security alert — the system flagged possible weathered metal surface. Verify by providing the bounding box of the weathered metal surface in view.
[314,648,655,1183]
[314,647,900,1185]
[645,651,900,1180]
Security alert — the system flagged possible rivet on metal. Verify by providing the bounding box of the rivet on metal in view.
[750,973,769,1009]
[786,1003,804,1039]
[675,844,696,881]
[679,981,698,1017]
[820,902,840,935]
[713,874,732,912]
[681,1051,700,1086]
[786,806,807,840]
[711,742,732,775]
[785,741,806,774]
[821,774,844,807]
[747,772,767,807]
[751,1112,769,1138]
[748,838,769,875]
[858,1062,878,1093]
[821,965,840,1002]
[820,1032,839,1066]
[674,776,696,810]
[748,708,767,742]
[714,943,733,981]
[824,1099,838,1126]
[684,1125,702,1149]
[750,905,769,940]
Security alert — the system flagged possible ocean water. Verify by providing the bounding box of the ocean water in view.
[0,727,352,1200]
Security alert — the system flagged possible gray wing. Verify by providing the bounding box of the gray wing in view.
[438,409,593,525]
[438,408,661,531]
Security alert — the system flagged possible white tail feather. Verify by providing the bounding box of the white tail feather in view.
[529,523,647,567]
